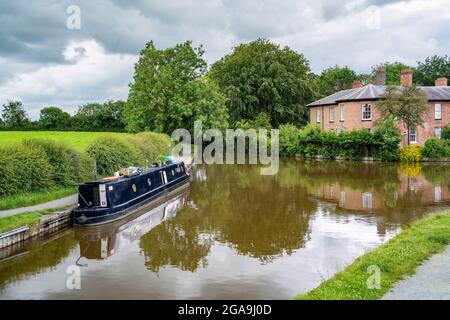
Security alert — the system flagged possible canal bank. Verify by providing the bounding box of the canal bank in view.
[296,211,450,300]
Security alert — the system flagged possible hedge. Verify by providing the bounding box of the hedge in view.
[279,119,401,161]
[86,133,171,176]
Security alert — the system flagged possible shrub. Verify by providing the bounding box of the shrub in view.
[86,136,140,176]
[373,116,401,161]
[0,144,53,195]
[399,145,423,163]
[338,129,372,160]
[442,124,450,140]
[422,138,450,159]
[279,124,300,156]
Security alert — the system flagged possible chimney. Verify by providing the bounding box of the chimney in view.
[352,80,363,89]
[400,68,413,87]
[435,77,448,87]
[375,66,386,85]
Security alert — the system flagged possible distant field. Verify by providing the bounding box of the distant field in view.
[0,131,129,151]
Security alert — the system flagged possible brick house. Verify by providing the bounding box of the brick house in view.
[307,67,450,146]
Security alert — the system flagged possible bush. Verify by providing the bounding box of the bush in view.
[442,124,450,140]
[399,145,423,163]
[422,138,450,159]
[279,124,300,156]
[86,133,172,176]
[86,136,140,176]
[0,144,53,195]
[338,129,372,160]
[373,116,401,161]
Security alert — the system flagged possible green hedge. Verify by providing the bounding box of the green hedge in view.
[279,119,401,161]
[422,138,450,159]
[86,133,171,176]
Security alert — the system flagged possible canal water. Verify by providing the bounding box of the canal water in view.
[1,159,450,299]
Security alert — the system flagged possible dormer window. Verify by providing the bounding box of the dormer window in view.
[361,104,371,121]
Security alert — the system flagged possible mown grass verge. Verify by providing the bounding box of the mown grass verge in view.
[0,187,75,211]
[295,211,450,300]
[0,207,65,234]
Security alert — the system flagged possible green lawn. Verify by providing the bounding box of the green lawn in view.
[0,131,129,151]
[0,207,65,234]
[296,211,450,300]
[0,187,76,211]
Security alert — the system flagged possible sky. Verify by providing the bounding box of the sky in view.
[0,0,449,119]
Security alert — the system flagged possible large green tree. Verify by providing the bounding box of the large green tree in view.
[209,39,315,127]
[125,41,228,134]
[315,66,358,97]
[414,55,450,86]
[377,85,428,145]
[371,62,411,85]
[72,100,125,131]
[1,101,30,129]
[39,106,71,130]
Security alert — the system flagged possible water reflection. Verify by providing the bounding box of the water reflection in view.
[1,160,450,299]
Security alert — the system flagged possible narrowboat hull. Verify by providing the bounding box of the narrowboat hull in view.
[73,162,190,226]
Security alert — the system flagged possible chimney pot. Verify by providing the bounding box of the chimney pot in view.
[352,80,363,89]
[375,66,386,86]
[400,68,413,87]
[435,77,448,87]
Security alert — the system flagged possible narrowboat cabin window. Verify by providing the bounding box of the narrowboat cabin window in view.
[147,178,152,187]
[132,184,137,193]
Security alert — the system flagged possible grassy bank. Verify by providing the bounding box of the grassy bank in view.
[0,207,64,234]
[0,187,75,211]
[296,211,450,300]
[0,131,129,151]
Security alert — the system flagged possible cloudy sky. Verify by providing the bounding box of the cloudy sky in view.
[1,0,449,119]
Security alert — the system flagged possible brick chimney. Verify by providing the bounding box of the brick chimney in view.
[352,80,363,88]
[435,77,448,87]
[400,68,413,87]
[375,66,386,85]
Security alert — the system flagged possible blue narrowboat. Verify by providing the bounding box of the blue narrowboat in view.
[73,161,190,226]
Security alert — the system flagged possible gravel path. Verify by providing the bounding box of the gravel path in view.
[0,194,77,218]
[383,246,450,300]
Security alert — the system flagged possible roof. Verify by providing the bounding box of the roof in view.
[307,84,450,107]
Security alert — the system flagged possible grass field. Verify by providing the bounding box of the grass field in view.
[0,187,75,211]
[0,131,129,151]
[296,211,450,300]
[0,207,66,234]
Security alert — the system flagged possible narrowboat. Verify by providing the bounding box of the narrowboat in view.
[73,161,190,226]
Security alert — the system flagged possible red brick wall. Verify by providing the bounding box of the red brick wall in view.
[309,100,450,146]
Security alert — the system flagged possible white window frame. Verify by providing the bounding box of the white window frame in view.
[361,104,372,121]
[329,107,335,122]
[339,104,345,121]
[316,108,321,123]
[435,127,442,139]
[362,192,373,209]
[409,128,417,144]
[435,103,442,120]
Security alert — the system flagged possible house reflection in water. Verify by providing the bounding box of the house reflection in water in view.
[75,188,189,261]
[310,164,450,213]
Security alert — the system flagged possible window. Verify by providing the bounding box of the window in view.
[435,103,442,120]
[435,127,442,138]
[329,107,335,122]
[435,185,442,203]
[362,192,373,209]
[361,104,371,120]
[409,128,417,143]
[316,108,321,123]
[339,104,345,121]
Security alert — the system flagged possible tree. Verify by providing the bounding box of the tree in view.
[39,106,71,130]
[209,39,315,128]
[125,41,228,134]
[377,85,428,145]
[72,100,126,131]
[371,62,410,85]
[414,55,450,86]
[315,66,358,97]
[1,101,30,129]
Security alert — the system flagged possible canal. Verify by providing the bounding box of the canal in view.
[1,159,450,299]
